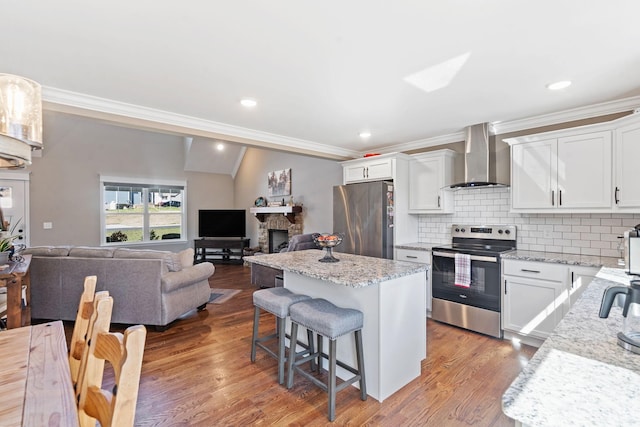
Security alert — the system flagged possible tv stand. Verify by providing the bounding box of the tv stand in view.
[194,237,250,264]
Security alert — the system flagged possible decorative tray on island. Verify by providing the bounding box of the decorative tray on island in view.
[314,233,343,263]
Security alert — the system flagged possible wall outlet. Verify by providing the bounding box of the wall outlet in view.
[43,222,52,229]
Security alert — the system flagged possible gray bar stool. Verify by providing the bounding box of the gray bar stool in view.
[286,298,367,421]
[251,287,312,385]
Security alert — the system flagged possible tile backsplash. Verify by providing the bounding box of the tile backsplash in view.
[417,187,640,258]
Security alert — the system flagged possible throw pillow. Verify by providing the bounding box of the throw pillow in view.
[178,248,194,269]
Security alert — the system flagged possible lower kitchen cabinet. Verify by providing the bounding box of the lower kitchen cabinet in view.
[502,259,571,346]
[568,265,599,306]
[396,248,432,314]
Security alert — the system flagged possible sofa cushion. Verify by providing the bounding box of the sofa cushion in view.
[178,248,194,268]
[23,246,71,257]
[113,248,179,273]
[68,247,115,258]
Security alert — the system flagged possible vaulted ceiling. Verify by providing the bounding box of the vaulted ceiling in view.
[4,1,640,174]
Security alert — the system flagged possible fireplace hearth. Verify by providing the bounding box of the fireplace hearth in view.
[269,229,289,253]
[255,210,303,253]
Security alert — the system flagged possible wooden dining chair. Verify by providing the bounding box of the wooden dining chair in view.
[68,276,112,394]
[77,295,147,427]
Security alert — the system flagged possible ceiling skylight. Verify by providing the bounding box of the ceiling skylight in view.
[404,52,471,93]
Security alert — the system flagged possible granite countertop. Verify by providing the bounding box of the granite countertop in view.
[394,242,440,251]
[244,249,427,288]
[502,249,622,269]
[502,267,640,426]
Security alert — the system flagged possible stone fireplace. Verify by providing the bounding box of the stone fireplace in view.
[255,208,303,253]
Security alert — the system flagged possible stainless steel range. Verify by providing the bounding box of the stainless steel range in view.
[431,224,517,338]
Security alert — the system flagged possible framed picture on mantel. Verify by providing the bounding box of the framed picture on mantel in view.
[267,168,291,197]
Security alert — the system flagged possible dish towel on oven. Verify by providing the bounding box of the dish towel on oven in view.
[454,253,471,288]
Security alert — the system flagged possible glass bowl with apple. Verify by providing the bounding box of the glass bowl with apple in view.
[313,233,343,263]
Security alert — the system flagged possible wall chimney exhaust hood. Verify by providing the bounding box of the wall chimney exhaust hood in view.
[449,123,508,189]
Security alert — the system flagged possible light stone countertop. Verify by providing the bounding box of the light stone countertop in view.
[502,249,622,269]
[502,267,640,426]
[394,242,439,251]
[244,249,427,288]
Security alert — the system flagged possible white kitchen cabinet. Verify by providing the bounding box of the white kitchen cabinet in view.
[502,260,570,345]
[508,131,612,212]
[511,139,557,210]
[343,156,393,183]
[568,265,599,306]
[614,114,640,209]
[408,150,456,214]
[396,248,432,314]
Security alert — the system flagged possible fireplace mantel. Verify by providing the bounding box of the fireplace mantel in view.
[249,206,302,224]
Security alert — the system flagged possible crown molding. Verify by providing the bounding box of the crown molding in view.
[491,96,640,135]
[41,87,640,158]
[364,132,465,156]
[42,87,359,160]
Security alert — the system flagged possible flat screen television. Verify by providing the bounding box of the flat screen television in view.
[198,209,246,238]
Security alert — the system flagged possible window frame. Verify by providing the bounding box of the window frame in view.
[100,175,187,246]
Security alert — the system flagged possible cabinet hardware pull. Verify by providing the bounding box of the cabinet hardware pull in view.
[459,294,467,299]
[505,279,507,295]
[551,190,555,206]
[559,190,562,206]
[571,271,574,289]
[437,196,441,207]
[615,186,620,204]
[363,168,366,179]
[406,255,418,259]
[521,269,540,273]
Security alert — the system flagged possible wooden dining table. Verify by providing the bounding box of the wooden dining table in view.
[0,320,78,426]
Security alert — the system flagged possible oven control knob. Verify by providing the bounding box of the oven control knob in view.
[455,228,460,232]
[461,228,466,233]
[505,229,511,235]
[498,229,503,234]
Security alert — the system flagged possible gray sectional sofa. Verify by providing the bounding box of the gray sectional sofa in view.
[23,246,215,330]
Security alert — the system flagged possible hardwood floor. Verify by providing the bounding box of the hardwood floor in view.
[65,264,536,426]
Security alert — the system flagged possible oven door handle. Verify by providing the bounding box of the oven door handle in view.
[432,251,498,263]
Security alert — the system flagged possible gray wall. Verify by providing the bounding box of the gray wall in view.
[27,112,234,250]
[234,147,342,246]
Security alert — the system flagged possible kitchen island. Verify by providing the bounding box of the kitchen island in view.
[245,249,428,402]
[502,267,640,426]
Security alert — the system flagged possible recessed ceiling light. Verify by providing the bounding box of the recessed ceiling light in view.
[216,143,225,151]
[546,80,572,90]
[240,98,257,108]
[359,131,371,139]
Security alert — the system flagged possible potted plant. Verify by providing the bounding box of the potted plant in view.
[0,210,21,264]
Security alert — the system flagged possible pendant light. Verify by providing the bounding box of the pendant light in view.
[0,74,43,168]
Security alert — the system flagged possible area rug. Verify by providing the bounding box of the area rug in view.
[208,288,241,304]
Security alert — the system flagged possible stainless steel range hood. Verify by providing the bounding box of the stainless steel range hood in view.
[450,123,508,189]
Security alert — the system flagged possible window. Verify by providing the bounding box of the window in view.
[100,176,186,245]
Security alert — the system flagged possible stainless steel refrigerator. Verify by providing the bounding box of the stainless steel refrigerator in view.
[333,181,394,259]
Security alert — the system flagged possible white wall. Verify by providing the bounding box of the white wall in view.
[234,147,342,247]
[27,112,235,249]
[417,187,640,258]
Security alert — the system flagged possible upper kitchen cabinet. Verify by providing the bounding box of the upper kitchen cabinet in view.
[614,113,640,209]
[506,129,612,212]
[408,150,456,213]
[343,155,394,183]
